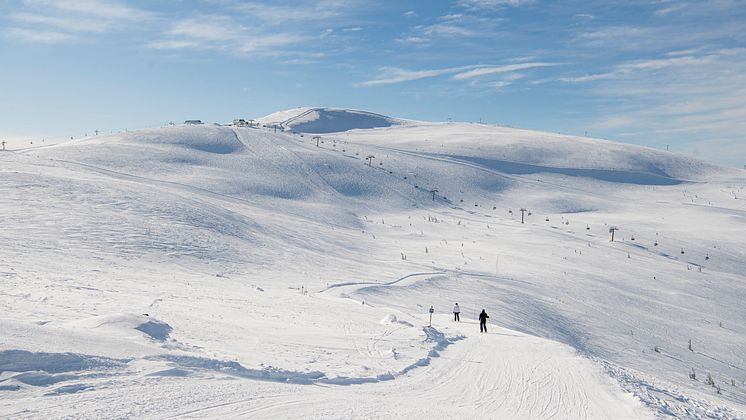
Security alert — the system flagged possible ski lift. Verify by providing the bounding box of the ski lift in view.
[586,225,590,230]
[681,248,685,254]
[475,203,478,207]
[631,236,635,241]
[508,209,513,214]
[546,217,550,222]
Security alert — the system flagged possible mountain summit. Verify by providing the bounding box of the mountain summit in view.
[257,107,405,133]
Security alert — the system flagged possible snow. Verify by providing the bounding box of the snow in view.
[258,107,406,133]
[66,313,173,341]
[1,109,745,418]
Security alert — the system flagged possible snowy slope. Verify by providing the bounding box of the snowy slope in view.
[1,113,745,418]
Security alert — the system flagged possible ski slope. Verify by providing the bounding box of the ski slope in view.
[1,109,745,418]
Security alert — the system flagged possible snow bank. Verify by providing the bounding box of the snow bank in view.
[0,350,129,374]
[379,313,413,327]
[66,313,172,341]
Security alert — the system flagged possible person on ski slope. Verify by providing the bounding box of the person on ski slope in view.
[479,309,489,333]
[453,303,461,322]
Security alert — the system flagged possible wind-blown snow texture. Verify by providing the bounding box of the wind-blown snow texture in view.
[1,108,745,418]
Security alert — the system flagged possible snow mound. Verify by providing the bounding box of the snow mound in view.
[258,107,403,133]
[379,314,413,327]
[0,350,129,374]
[66,313,172,341]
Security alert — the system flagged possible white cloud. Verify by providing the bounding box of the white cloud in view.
[458,0,534,9]
[22,0,152,20]
[148,14,307,55]
[399,12,499,44]
[145,40,202,50]
[11,12,111,33]
[453,62,559,80]
[558,53,724,84]
[360,66,471,86]
[6,27,77,43]
[361,61,554,86]
[563,49,746,165]
[169,17,239,42]
[8,0,154,43]
[576,26,659,50]
[574,13,594,20]
[396,36,430,45]
[232,0,358,23]
[422,23,476,37]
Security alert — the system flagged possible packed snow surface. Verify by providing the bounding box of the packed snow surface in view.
[1,109,745,418]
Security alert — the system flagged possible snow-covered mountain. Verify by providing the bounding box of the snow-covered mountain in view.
[1,109,745,418]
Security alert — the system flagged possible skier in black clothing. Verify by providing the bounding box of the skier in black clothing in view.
[479,309,489,333]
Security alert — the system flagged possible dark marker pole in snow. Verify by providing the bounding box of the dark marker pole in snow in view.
[430,189,438,201]
[1,140,5,151]
[609,226,619,242]
[429,305,434,327]
[519,208,528,224]
[366,155,375,167]
[314,136,321,147]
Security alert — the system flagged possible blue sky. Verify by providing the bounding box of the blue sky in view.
[1,0,745,167]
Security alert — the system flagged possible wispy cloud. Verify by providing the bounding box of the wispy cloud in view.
[147,14,307,55]
[360,66,472,86]
[453,62,559,80]
[6,27,77,44]
[557,53,725,84]
[361,61,556,86]
[458,0,535,9]
[6,0,153,43]
[575,25,660,50]
[11,12,111,33]
[29,0,153,20]
[553,48,746,163]
[230,0,359,23]
[398,12,500,45]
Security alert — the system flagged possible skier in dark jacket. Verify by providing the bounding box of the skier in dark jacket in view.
[479,309,489,333]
